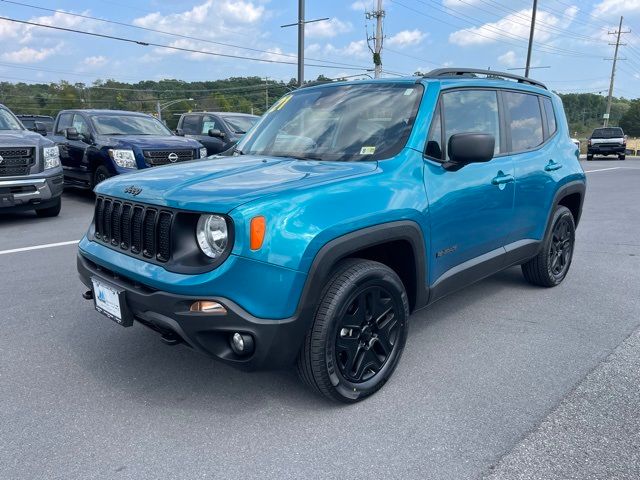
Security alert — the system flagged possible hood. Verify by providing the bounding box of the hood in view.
[96,155,378,213]
[98,134,202,149]
[0,129,54,147]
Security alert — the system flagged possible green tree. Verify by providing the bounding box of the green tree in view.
[620,100,640,136]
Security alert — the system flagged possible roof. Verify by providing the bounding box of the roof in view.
[183,111,259,117]
[60,109,152,116]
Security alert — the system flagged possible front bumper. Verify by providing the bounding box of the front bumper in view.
[0,171,64,211]
[77,253,309,370]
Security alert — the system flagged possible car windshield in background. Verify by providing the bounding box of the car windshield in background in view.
[92,115,172,136]
[236,83,424,162]
[592,128,624,138]
[0,108,24,131]
[21,119,54,132]
[222,115,258,134]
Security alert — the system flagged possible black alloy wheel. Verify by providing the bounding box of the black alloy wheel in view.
[548,216,573,278]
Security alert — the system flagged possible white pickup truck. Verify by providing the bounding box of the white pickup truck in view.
[587,127,626,160]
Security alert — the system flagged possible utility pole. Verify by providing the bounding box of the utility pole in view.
[366,0,385,78]
[524,0,538,78]
[604,16,629,127]
[281,2,329,87]
[264,77,269,111]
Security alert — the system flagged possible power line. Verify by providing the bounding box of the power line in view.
[0,15,373,72]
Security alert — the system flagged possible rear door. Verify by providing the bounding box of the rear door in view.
[504,92,560,245]
[424,88,515,290]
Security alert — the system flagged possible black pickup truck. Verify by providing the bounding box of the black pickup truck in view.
[0,104,63,217]
[587,127,626,160]
[176,111,259,156]
[51,109,207,188]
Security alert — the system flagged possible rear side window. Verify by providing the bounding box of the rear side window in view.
[56,113,73,133]
[542,97,557,138]
[441,89,502,160]
[181,115,201,135]
[504,92,544,152]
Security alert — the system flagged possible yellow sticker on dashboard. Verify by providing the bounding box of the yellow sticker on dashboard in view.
[360,146,376,155]
[267,94,292,113]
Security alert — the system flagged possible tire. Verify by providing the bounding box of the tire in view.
[619,154,626,160]
[297,259,410,403]
[586,154,593,161]
[521,205,575,287]
[92,165,111,189]
[35,197,61,218]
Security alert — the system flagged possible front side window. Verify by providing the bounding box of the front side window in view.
[92,115,172,136]
[236,83,424,161]
[201,116,219,134]
[0,108,24,131]
[505,92,544,152]
[73,115,89,136]
[441,89,501,160]
[56,113,73,133]
[182,115,201,135]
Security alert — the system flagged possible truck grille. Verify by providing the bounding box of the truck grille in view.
[94,196,173,262]
[0,148,35,177]
[142,149,195,166]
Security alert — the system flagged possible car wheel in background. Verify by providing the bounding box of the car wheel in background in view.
[92,165,111,189]
[521,205,575,288]
[297,259,409,403]
[618,154,626,160]
[35,197,61,218]
[586,154,593,160]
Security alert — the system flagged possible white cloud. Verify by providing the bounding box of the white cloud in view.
[443,0,482,6]
[350,1,370,10]
[323,40,369,58]
[498,50,518,67]
[1,45,62,63]
[305,18,352,38]
[449,9,572,46]
[593,0,640,16]
[387,29,427,48]
[83,55,108,67]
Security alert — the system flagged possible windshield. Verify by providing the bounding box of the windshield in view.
[222,115,258,134]
[592,128,624,139]
[236,83,423,161]
[0,108,24,131]
[92,114,172,136]
[20,118,54,132]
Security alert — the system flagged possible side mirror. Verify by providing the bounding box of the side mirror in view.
[64,127,80,141]
[208,128,226,139]
[445,133,495,170]
[34,122,47,136]
[175,128,185,136]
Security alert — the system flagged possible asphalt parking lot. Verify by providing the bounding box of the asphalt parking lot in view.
[1,158,639,480]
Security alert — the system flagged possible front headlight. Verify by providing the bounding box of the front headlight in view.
[199,147,208,159]
[196,214,228,259]
[43,145,60,169]
[108,149,137,169]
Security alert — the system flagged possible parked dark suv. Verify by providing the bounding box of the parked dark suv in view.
[52,109,207,188]
[0,104,63,217]
[16,115,54,136]
[177,112,259,156]
[78,70,586,402]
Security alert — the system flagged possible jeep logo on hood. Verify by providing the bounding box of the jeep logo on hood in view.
[124,185,142,196]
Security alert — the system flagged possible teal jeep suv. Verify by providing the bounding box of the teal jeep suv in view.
[78,69,586,402]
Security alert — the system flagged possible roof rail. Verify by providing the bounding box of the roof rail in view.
[423,68,547,90]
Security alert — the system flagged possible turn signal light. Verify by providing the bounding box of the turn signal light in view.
[250,216,266,250]
[189,301,227,315]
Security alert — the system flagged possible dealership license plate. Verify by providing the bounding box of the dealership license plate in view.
[92,278,132,327]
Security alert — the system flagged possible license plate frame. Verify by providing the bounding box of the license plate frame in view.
[91,277,134,327]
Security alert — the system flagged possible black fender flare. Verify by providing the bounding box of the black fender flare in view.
[545,180,586,234]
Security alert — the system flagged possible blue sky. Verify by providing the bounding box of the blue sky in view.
[0,0,639,97]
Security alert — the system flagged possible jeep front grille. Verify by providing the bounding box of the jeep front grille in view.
[94,196,173,262]
[0,148,35,177]
[142,149,195,166]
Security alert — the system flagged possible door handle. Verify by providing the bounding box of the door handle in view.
[545,160,563,171]
[491,172,515,186]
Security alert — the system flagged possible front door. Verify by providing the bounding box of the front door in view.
[424,88,515,291]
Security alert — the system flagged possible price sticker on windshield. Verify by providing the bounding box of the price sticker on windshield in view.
[360,146,376,155]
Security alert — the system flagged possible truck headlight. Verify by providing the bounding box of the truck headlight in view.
[196,214,228,259]
[108,149,137,169]
[43,146,60,169]
[199,147,208,159]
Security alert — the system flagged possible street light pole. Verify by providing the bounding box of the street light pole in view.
[524,0,538,78]
[156,98,194,122]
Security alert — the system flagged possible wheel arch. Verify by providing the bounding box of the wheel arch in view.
[296,221,428,317]
[551,180,586,228]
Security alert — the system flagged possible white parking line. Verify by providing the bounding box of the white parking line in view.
[584,167,622,173]
[0,240,79,256]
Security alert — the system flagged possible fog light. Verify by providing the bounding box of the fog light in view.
[190,301,227,314]
[230,332,254,356]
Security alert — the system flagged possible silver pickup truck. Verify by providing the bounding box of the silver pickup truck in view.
[0,104,64,217]
[587,127,626,161]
